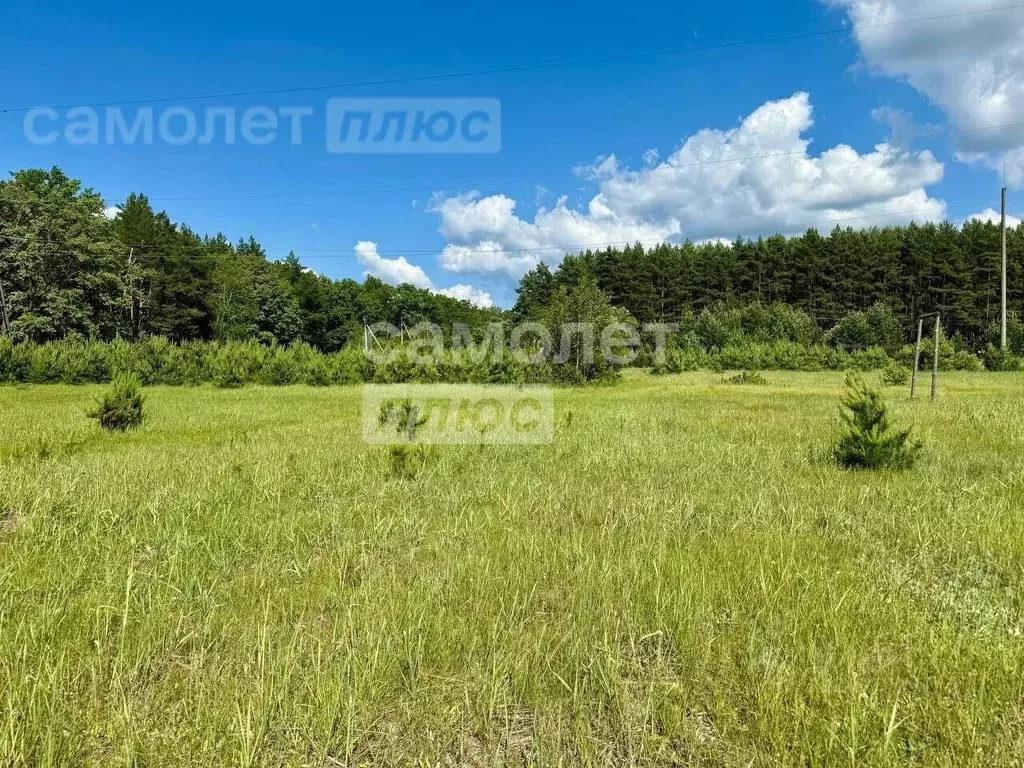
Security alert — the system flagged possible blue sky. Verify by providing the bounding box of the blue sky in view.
[1,0,1021,307]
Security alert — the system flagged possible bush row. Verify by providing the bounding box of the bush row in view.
[0,337,613,387]
[649,340,1016,375]
[2,336,1018,387]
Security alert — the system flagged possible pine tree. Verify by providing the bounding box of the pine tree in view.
[833,375,921,470]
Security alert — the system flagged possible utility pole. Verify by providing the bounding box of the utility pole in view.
[1001,185,1008,350]
[0,236,14,336]
[0,274,10,336]
[124,247,141,341]
[911,317,924,399]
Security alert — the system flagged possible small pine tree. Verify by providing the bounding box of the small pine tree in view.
[881,360,910,386]
[88,374,145,431]
[378,399,430,478]
[834,374,921,470]
[378,399,428,442]
[724,371,768,385]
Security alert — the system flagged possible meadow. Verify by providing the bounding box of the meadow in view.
[1,372,1023,766]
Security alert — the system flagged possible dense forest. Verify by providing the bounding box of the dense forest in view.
[2,166,1022,354]
[514,224,1023,347]
[0,168,500,349]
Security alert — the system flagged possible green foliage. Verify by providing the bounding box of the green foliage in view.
[0,339,605,387]
[651,348,710,375]
[982,344,1024,372]
[985,313,1024,356]
[833,375,921,471]
[378,399,431,479]
[535,274,632,382]
[378,399,429,441]
[2,171,499,349]
[881,360,911,386]
[724,371,768,385]
[893,329,986,372]
[826,303,905,354]
[387,444,429,479]
[87,374,144,432]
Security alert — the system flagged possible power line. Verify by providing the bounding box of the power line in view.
[1,4,1022,116]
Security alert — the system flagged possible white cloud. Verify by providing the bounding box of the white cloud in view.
[356,240,433,290]
[354,240,493,308]
[966,207,1021,227]
[429,92,945,278]
[102,206,119,220]
[825,0,1024,185]
[436,283,495,308]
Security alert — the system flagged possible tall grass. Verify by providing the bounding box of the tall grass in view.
[1,373,1023,765]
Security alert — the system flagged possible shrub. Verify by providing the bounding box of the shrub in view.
[895,330,985,372]
[833,374,921,470]
[388,444,428,479]
[881,360,910,386]
[378,399,430,478]
[730,303,823,346]
[651,348,710,375]
[982,344,1024,372]
[209,341,266,388]
[0,336,13,382]
[724,371,768,385]
[827,303,905,354]
[695,309,733,349]
[845,347,891,372]
[381,401,425,439]
[88,374,145,431]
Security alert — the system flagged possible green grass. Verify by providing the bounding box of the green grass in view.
[2,372,1023,766]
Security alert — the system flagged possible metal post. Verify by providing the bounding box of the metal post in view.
[931,315,940,402]
[911,318,923,399]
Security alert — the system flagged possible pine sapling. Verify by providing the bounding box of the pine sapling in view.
[881,360,910,386]
[88,374,145,431]
[378,399,430,478]
[834,374,921,470]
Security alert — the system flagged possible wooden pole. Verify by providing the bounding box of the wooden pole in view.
[931,315,940,402]
[1001,186,1008,350]
[0,275,10,336]
[911,317,923,399]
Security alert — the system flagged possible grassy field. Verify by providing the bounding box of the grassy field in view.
[2,372,1023,767]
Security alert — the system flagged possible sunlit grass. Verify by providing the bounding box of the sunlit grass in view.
[1,372,1023,766]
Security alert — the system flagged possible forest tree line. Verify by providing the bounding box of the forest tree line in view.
[2,166,1022,353]
[0,168,501,349]
[514,224,1023,348]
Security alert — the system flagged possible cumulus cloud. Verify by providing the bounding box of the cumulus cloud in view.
[102,206,120,220]
[436,283,495,308]
[965,208,1021,227]
[354,240,494,308]
[429,92,945,278]
[356,240,434,290]
[825,0,1024,185]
